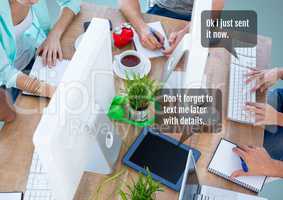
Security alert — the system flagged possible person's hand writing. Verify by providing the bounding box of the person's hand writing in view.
[138,26,164,50]
[245,102,283,126]
[37,31,63,67]
[246,68,283,92]
[231,146,278,177]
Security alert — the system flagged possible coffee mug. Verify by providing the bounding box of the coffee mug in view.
[115,50,144,76]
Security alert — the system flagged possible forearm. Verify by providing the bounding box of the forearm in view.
[182,23,190,33]
[16,74,54,98]
[277,112,283,126]
[119,0,147,33]
[50,8,75,38]
[270,160,283,178]
[212,0,225,10]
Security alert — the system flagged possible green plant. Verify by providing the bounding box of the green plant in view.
[125,74,160,111]
[119,169,163,200]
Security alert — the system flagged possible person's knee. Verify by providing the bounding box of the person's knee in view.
[0,89,16,122]
[1,111,16,122]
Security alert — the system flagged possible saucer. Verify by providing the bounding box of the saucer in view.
[74,33,84,50]
[113,57,151,80]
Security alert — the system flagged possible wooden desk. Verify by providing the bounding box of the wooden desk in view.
[0,4,271,200]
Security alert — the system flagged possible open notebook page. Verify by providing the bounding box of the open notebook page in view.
[133,21,169,58]
[23,57,70,96]
[208,139,266,192]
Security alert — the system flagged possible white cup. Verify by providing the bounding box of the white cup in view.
[114,50,144,76]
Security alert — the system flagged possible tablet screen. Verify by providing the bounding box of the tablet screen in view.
[129,132,188,184]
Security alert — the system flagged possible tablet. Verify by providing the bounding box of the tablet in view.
[123,128,201,191]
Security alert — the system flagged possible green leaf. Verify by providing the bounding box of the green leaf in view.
[119,190,128,200]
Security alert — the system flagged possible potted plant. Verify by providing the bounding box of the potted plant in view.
[119,169,163,200]
[125,75,160,122]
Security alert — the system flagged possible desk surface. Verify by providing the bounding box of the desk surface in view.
[0,4,272,200]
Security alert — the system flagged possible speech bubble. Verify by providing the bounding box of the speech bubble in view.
[154,89,222,135]
[201,11,257,58]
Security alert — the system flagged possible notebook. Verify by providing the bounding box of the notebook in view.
[0,192,23,200]
[23,56,70,96]
[208,138,267,193]
[133,21,169,58]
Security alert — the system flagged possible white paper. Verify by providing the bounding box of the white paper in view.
[0,193,22,200]
[23,57,70,96]
[133,22,169,58]
[208,139,266,191]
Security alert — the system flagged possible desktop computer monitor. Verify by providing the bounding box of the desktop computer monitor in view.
[163,0,213,89]
[33,18,122,200]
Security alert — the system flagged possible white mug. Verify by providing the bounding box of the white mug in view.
[114,50,144,76]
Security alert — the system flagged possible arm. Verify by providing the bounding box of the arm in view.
[16,74,55,98]
[119,0,164,50]
[119,0,146,34]
[212,0,225,10]
[37,7,77,67]
[271,160,283,177]
[231,146,283,178]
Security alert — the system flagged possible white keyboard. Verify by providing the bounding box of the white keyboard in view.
[24,151,54,200]
[227,46,256,124]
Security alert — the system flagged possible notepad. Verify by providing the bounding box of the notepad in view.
[0,192,23,200]
[23,56,69,96]
[133,21,169,58]
[208,138,266,193]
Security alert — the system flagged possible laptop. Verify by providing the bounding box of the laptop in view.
[178,150,268,200]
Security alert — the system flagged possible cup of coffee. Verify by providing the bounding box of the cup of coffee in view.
[115,50,144,76]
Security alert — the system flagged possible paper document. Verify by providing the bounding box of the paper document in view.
[23,57,70,96]
[0,192,23,200]
[133,21,169,58]
[30,57,70,86]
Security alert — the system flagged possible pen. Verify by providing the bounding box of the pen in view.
[149,27,165,50]
[240,157,249,173]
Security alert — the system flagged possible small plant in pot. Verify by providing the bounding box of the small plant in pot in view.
[119,169,163,200]
[125,74,160,122]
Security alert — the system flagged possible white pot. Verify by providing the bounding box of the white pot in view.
[129,106,149,122]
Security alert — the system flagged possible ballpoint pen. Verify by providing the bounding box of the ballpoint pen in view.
[240,157,249,173]
[150,27,165,50]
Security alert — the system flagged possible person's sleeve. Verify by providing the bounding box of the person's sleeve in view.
[56,0,81,15]
[0,63,21,89]
[0,46,21,88]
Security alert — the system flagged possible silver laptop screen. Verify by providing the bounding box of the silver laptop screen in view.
[179,151,201,200]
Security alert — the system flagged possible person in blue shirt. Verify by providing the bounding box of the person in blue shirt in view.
[119,0,224,55]
[231,68,283,178]
[0,0,80,122]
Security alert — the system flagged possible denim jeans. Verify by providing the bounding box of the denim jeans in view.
[263,89,283,161]
[147,5,191,21]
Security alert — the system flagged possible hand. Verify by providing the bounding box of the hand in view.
[246,68,282,92]
[38,83,56,99]
[46,85,56,99]
[162,28,187,56]
[245,102,283,126]
[138,26,164,50]
[37,31,63,67]
[231,145,279,177]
